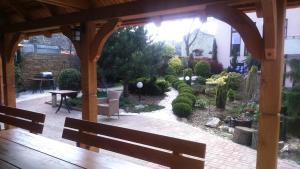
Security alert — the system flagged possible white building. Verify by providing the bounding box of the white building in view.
[215,8,300,87]
[180,30,215,57]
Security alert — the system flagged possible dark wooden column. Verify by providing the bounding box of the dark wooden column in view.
[1,33,23,107]
[257,0,286,168]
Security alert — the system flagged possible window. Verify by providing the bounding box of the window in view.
[285,18,288,38]
[230,28,241,56]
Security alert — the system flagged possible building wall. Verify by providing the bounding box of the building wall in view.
[20,53,80,89]
[215,8,300,68]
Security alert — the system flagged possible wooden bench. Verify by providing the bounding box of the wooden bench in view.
[62,117,206,169]
[0,105,45,134]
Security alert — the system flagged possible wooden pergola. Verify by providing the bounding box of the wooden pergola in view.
[0,0,300,168]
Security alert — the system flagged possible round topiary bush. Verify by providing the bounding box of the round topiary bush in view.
[194,61,211,78]
[179,87,193,94]
[177,83,189,90]
[179,93,196,105]
[173,81,185,89]
[172,103,192,118]
[58,68,81,91]
[172,96,193,107]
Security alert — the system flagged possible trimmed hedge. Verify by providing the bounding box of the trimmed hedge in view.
[179,93,196,105]
[172,103,192,118]
[172,96,193,107]
[129,77,169,96]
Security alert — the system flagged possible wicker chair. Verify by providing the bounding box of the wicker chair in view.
[97,90,122,118]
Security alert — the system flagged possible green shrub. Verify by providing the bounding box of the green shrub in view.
[173,80,185,89]
[227,88,235,102]
[165,75,177,83]
[172,103,192,118]
[183,68,193,77]
[196,76,206,85]
[179,87,193,94]
[58,68,81,91]
[156,80,170,93]
[179,93,196,105]
[129,77,166,96]
[194,61,211,78]
[216,85,227,109]
[172,96,193,107]
[177,83,189,90]
[227,72,242,90]
[195,97,207,109]
[168,57,183,75]
[287,85,300,117]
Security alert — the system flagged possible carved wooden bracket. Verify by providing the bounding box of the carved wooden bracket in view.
[60,25,80,58]
[206,4,264,61]
[260,0,277,60]
[91,18,121,62]
[3,32,24,62]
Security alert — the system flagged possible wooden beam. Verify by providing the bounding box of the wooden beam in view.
[91,19,121,61]
[206,4,264,60]
[257,0,286,169]
[5,1,32,21]
[34,0,90,10]
[261,0,277,59]
[1,0,214,33]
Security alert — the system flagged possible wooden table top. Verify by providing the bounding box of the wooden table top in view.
[49,90,78,94]
[0,129,152,169]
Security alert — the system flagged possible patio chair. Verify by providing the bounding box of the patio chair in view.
[97,90,122,118]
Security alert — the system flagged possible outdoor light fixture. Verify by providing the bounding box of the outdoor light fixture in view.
[137,82,143,102]
[185,76,190,81]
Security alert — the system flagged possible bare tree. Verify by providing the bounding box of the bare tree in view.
[183,18,200,57]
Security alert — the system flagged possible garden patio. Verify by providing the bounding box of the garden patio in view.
[16,93,299,169]
[1,0,300,169]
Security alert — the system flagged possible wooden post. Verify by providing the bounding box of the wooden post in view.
[257,0,286,169]
[1,33,23,107]
[79,21,98,122]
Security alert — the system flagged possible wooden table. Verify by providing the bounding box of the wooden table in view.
[49,90,78,113]
[0,129,151,169]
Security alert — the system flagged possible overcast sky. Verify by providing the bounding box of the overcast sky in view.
[145,17,217,42]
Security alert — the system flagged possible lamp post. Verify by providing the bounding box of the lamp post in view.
[136,82,143,102]
[185,76,191,85]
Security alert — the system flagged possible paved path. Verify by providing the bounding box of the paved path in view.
[16,95,300,169]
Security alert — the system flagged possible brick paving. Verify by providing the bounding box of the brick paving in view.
[16,96,300,169]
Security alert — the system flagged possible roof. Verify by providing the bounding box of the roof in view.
[0,0,300,35]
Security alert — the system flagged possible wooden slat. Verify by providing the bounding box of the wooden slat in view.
[64,117,206,158]
[62,129,204,169]
[0,114,43,134]
[0,105,45,122]
[0,128,152,169]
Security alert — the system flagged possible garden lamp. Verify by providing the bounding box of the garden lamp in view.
[137,82,143,102]
[185,76,191,85]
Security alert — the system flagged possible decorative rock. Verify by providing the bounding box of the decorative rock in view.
[233,126,256,146]
[219,125,229,132]
[135,104,145,109]
[224,116,232,123]
[205,117,221,128]
[278,141,285,150]
[228,127,235,134]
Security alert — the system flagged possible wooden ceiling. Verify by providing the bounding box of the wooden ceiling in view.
[0,0,300,35]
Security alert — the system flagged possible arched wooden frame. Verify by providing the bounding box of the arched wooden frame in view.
[91,19,121,62]
[206,4,264,61]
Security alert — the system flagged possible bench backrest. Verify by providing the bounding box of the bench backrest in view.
[62,117,206,169]
[0,105,45,134]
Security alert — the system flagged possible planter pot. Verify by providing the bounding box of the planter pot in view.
[231,119,252,128]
